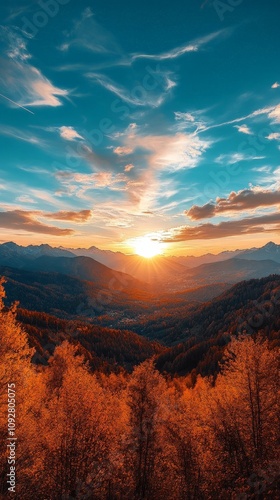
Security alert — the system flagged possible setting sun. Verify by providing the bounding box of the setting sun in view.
[133,236,163,258]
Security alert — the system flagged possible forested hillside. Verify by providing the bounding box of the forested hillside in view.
[7,274,280,382]
[0,279,279,499]
[16,307,164,373]
[139,275,280,344]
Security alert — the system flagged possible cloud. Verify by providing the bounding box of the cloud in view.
[0,125,45,146]
[59,126,83,141]
[272,82,280,89]
[123,132,210,171]
[114,146,132,156]
[102,130,211,213]
[175,112,195,122]
[44,210,92,222]
[161,212,280,242]
[55,171,127,197]
[266,132,280,141]
[252,166,272,173]
[124,164,134,172]
[234,124,252,135]
[60,7,121,55]
[186,187,280,220]
[200,103,280,134]
[0,28,68,108]
[215,153,264,165]
[174,110,207,134]
[268,104,280,124]
[59,18,229,72]
[16,195,36,204]
[0,210,73,236]
[86,69,176,107]
[131,29,228,61]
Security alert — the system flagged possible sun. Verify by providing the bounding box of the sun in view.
[133,236,163,258]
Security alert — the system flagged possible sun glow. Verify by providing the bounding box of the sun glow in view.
[133,236,163,258]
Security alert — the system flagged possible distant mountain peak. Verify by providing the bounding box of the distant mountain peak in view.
[263,241,277,249]
[2,241,18,248]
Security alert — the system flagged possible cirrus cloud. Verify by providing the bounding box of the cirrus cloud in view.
[0,28,68,108]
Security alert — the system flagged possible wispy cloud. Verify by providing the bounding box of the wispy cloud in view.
[16,195,37,204]
[86,70,176,107]
[0,28,68,108]
[58,15,230,71]
[131,133,210,171]
[103,128,212,213]
[0,125,45,146]
[175,112,196,122]
[131,29,229,62]
[59,7,121,55]
[215,153,264,165]
[272,82,280,89]
[199,103,280,134]
[55,171,127,198]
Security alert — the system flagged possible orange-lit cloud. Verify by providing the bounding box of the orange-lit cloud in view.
[44,210,92,222]
[59,126,83,141]
[1,29,68,108]
[0,210,74,235]
[114,146,133,155]
[161,212,280,242]
[124,164,134,172]
[186,187,280,220]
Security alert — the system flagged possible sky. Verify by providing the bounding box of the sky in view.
[0,0,280,255]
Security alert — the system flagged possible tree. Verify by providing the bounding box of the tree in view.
[0,278,35,495]
[125,359,167,499]
[203,335,280,496]
[36,342,117,499]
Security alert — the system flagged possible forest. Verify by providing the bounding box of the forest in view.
[0,278,279,499]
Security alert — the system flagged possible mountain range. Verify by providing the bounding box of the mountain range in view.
[1,240,280,379]
[11,273,280,378]
[1,241,280,288]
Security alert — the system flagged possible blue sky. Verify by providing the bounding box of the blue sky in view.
[0,0,280,255]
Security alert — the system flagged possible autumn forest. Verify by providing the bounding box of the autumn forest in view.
[1,277,279,499]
